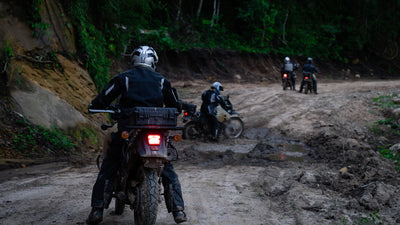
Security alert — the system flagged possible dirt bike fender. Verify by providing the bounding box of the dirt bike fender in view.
[136,131,168,159]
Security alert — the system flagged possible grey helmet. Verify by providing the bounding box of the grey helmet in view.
[307,57,313,64]
[211,81,224,94]
[131,46,159,70]
[284,56,290,62]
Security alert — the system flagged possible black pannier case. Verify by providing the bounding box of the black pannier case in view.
[128,107,178,126]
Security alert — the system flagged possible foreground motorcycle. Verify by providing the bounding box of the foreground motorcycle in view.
[89,106,182,225]
[282,72,294,90]
[301,72,314,94]
[181,95,244,140]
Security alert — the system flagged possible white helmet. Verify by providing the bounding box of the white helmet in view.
[284,56,290,62]
[131,46,159,70]
[211,82,224,93]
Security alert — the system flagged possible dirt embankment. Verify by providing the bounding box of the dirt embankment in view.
[1,79,400,225]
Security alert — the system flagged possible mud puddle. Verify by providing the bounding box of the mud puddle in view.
[178,128,314,166]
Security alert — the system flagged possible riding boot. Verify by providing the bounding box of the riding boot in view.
[86,207,103,225]
[161,163,187,223]
[173,207,187,224]
[212,129,219,142]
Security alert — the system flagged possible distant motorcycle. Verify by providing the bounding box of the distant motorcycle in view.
[181,95,244,140]
[282,72,294,90]
[301,72,315,94]
[89,106,182,225]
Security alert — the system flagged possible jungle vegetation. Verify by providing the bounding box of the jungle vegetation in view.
[20,0,400,88]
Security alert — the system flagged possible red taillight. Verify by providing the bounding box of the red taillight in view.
[283,73,288,78]
[147,134,161,145]
[184,112,188,116]
[305,76,309,80]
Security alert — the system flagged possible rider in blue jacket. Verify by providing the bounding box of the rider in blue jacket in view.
[299,57,319,94]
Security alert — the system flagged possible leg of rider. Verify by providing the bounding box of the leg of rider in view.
[161,162,187,223]
[292,76,296,90]
[299,79,304,93]
[313,78,317,93]
[91,133,122,208]
[210,115,219,140]
[207,114,219,140]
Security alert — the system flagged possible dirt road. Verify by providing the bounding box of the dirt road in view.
[1,79,400,225]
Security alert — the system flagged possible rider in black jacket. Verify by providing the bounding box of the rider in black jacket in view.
[86,46,187,224]
[200,82,227,141]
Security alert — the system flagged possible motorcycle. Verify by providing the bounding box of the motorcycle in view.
[301,72,314,94]
[282,72,294,90]
[181,95,244,140]
[89,106,182,225]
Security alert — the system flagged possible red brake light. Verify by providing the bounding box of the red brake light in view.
[305,76,309,79]
[283,74,288,78]
[184,112,188,116]
[148,134,161,145]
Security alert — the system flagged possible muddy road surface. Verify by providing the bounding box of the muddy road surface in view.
[1,79,400,225]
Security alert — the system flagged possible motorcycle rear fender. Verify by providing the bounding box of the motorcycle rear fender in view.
[136,130,168,159]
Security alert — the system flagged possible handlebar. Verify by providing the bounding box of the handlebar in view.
[89,109,121,114]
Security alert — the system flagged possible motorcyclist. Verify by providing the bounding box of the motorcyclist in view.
[281,56,298,90]
[299,57,319,94]
[86,46,187,224]
[200,81,227,141]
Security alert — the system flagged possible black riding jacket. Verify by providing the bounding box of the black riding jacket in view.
[302,63,319,74]
[90,66,181,111]
[200,89,226,116]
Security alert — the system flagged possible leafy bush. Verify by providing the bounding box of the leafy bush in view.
[12,121,76,156]
[371,93,400,168]
[378,146,400,170]
[68,1,111,90]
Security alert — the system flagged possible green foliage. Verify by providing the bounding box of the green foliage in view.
[28,0,51,37]
[63,0,399,76]
[370,94,400,169]
[2,41,14,60]
[69,124,98,146]
[238,0,278,49]
[12,120,76,155]
[373,94,400,108]
[378,145,400,170]
[371,93,400,136]
[68,0,111,90]
[359,212,382,224]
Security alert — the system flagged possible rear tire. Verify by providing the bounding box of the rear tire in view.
[223,117,244,138]
[183,121,200,140]
[134,168,159,225]
[305,83,310,94]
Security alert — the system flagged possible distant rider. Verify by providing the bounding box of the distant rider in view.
[86,46,187,224]
[299,57,319,94]
[200,82,227,141]
[281,56,298,90]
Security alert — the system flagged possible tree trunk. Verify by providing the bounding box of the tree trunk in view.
[176,0,182,21]
[211,0,217,27]
[197,0,203,18]
[282,3,289,45]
